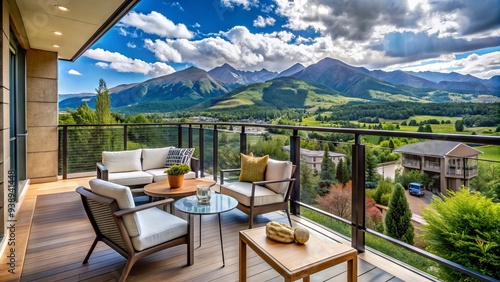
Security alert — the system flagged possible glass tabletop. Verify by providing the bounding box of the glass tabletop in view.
[174,194,238,215]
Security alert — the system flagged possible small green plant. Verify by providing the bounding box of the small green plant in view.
[165,164,190,175]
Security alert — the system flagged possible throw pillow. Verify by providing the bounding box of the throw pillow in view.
[239,153,269,182]
[165,148,195,167]
[265,159,293,194]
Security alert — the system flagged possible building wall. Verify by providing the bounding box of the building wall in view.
[26,49,58,183]
[0,0,11,234]
[0,0,58,250]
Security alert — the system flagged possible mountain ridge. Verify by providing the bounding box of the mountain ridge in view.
[59,57,500,113]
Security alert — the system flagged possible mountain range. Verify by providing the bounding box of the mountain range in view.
[59,58,500,114]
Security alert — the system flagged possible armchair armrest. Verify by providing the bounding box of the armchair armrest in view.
[96,162,109,181]
[253,178,296,186]
[113,198,174,217]
[190,157,199,178]
[220,168,241,184]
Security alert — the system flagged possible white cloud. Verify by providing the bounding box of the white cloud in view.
[171,2,184,11]
[68,69,82,75]
[220,0,257,10]
[120,11,193,39]
[143,26,341,71]
[84,48,175,77]
[127,42,136,48]
[117,27,138,38]
[253,15,276,28]
[95,62,109,69]
[392,51,500,79]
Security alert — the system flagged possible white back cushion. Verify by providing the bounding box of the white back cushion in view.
[142,147,173,170]
[265,159,293,194]
[89,179,141,236]
[102,149,142,173]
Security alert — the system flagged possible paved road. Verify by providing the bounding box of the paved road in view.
[405,189,433,225]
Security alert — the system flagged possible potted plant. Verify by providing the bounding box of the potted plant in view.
[165,164,190,188]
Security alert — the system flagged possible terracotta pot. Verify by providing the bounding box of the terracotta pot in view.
[168,174,184,188]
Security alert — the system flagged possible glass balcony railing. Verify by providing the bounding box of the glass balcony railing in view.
[58,122,500,281]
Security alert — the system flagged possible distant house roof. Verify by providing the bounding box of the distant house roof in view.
[283,146,346,158]
[393,141,482,158]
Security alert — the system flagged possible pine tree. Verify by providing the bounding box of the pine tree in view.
[95,78,113,124]
[384,183,414,244]
[366,152,378,183]
[318,144,336,196]
[336,158,349,188]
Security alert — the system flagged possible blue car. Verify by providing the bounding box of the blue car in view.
[409,182,425,197]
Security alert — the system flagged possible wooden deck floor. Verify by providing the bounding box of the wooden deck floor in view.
[0,177,435,282]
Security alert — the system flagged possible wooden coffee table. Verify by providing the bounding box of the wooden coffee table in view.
[144,178,216,198]
[239,226,358,282]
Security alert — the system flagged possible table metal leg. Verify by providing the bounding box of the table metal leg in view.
[218,213,225,267]
[198,215,202,248]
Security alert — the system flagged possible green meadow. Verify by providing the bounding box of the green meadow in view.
[295,114,499,160]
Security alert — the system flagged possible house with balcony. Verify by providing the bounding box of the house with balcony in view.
[1,0,499,281]
[283,145,346,172]
[393,140,482,194]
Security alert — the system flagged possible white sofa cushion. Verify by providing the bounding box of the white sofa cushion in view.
[108,171,153,186]
[221,182,284,207]
[89,179,141,237]
[145,169,196,182]
[131,207,188,251]
[265,159,293,194]
[102,149,142,173]
[142,147,173,170]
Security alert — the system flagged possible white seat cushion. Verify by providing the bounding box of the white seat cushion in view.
[131,207,188,251]
[145,169,196,182]
[89,179,141,237]
[102,149,142,173]
[108,171,153,186]
[142,147,173,170]
[220,182,284,207]
[265,159,293,194]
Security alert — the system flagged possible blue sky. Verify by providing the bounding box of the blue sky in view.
[59,0,500,94]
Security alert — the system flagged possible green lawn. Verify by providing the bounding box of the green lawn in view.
[477,145,500,162]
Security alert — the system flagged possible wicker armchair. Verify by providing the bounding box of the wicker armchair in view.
[76,179,193,282]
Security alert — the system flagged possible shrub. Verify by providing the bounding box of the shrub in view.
[380,193,392,206]
[372,180,393,205]
[423,188,500,281]
[384,183,414,244]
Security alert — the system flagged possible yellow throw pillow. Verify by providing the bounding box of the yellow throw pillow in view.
[239,153,269,182]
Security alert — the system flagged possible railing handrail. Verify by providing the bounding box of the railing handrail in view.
[58,122,500,145]
[58,121,500,281]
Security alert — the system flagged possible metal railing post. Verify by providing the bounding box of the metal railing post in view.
[62,125,68,179]
[178,124,183,147]
[290,129,301,215]
[351,134,366,252]
[199,125,205,178]
[213,125,218,182]
[240,126,247,154]
[188,124,193,148]
[123,125,128,150]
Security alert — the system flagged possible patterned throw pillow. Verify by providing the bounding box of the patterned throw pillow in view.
[239,153,269,182]
[165,148,195,167]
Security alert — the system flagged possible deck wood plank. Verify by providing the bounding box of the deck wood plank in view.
[0,176,434,282]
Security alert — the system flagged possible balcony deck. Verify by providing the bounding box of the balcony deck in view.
[0,177,435,282]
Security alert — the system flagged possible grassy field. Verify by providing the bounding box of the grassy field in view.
[299,114,499,160]
[477,145,500,162]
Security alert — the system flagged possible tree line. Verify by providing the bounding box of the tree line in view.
[316,101,500,126]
